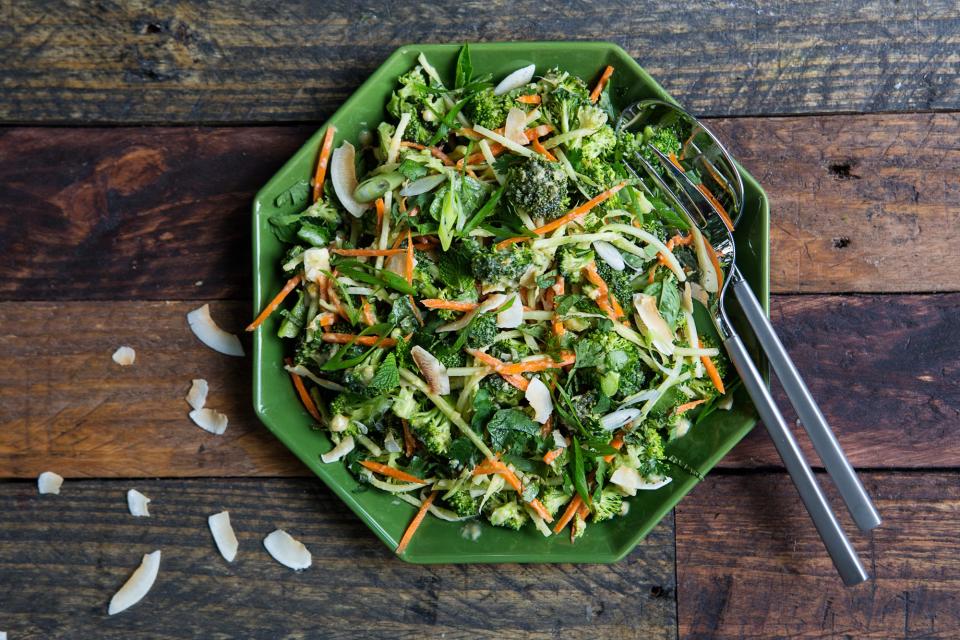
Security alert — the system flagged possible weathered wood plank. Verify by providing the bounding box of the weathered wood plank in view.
[0,294,956,479]
[0,477,676,639]
[2,114,958,300]
[675,472,960,639]
[2,1,960,123]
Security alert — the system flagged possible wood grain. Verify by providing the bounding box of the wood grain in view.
[1,294,956,479]
[2,114,958,301]
[675,472,960,639]
[2,1,960,123]
[0,477,676,639]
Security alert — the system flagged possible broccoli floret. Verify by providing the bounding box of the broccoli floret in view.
[581,125,617,160]
[391,386,420,420]
[479,374,524,406]
[540,487,573,518]
[645,124,682,156]
[386,66,441,145]
[408,407,453,455]
[329,393,393,433]
[538,68,591,133]
[615,125,683,173]
[462,237,533,288]
[488,500,528,530]
[577,330,645,399]
[594,258,635,310]
[623,424,667,476]
[504,156,570,221]
[556,245,595,284]
[571,513,587,540]
[592,488,623,522]
[445,490,479,517]
[465,87,513,130]
[466,313,498,349]
[578,156,623,212]
[431,286,479,321]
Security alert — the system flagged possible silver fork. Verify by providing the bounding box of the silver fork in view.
[617,100,880,586]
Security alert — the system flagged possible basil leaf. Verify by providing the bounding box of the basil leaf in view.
[570,437,591,506]
[455,43,472,89]
[438,175,461,251]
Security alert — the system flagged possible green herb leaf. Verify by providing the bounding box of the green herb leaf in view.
[554,294,586,316]
[455,43,472,89]
[570,437,591,506]
[470,388,497,432]
[448,436,480,468]
[486,408,539,452]
[438,176,461,251]
[397,159,429,181]
[462,185,504,234]
[573,339,604,370]
[274,180,311,211]
[368,353,399,394]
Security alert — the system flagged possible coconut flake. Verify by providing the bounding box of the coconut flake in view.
[633,293,675,355]
[551,430,567,449]
[303,247,331,284]
[525,376,553,424]
[330,141,370,218]
[37,471,63,495]
[609,467,672,496]
[127,489,151,517]
[321,435,355,463]
[494,64,535,96]
[593,241,625,271]
[718,393,734,411]
[108,550,161,615]
[383,431,403,453]
[189,408,229,435]
[208,511,238,562]
[496,293,523,329]
[503,107,528,145]
[112,346,136,366]
[411,346,450,395]
[600,408,641,431]
[186,379,208,411]
[187,304,244,357]
[263,529,311,570]
[399,173,446,197]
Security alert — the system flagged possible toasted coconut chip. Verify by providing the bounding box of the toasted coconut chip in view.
[187,304,244,357]
[593,240,625,271]
[610,467,672,496]
[633,293,675,355]
[496,293,523,329]
[208,511,238,562]
[330,142,370,218]
[504,107,528,145]
[321,435,355,463]
[108,550,161,615]
[112,346,136,366]
[37,471,64,495]
[127,489,151,517]
[263,529,311,570]
[494,63,535,96]
[600,408,641,431]
[186,379,208,411]
[411,346,450,395]
[551,430,567,449]
[189,408,229,435]
[525,376,553,424]
[303,247,331,285]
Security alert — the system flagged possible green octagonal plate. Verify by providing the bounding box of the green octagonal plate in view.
[251,41,769,563]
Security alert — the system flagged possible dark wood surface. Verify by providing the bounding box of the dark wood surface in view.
[1,2,958,638]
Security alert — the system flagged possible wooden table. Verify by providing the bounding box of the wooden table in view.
[2,2,958,638]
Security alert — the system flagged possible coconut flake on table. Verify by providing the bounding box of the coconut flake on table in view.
[525,376,553,424]
[126,489,151,517]
[186,379,208,411]
[189,408,229,435]
[321,435,355,463]
[330,141,370,218]
[37,471,64,495]
[107,550,161,615]
[411,346,450,396]
[112,346,136,366]
[208,511,238,562]
[263,529,311,570]
[494,64,535,96]
[186,304,244,357]
[496,293,523,329]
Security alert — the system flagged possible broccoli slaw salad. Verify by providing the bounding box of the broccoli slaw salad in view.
[248,45,734,554]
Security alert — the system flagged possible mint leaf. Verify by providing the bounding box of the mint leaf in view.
[398,159,428,181]
[274,179,311,211]
[368,353,399,394]
[470,388,496,432]
[486,408,539,451]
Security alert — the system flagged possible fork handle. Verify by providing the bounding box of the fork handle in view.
[723,331,869,586]
[729,269,882,533]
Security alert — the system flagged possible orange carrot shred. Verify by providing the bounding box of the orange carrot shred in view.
[589,65,615,103]
[284,358,322,422]
[529,498,554,523]
[405,229,414,286]
[495,236,529,251]
[516,94,542,104]
[466,349,531,391]
[359,460,425,484]
[603,432,625,463]
[553,495,583,534]
[534,182,627,236]
[320,333,397,347]
[674,398,708,415]
[583,261,623,321]
[312,126,337,202]
[395,491,437,554]
[401,418,416,456]
[246,274,301,331]
[375,197,385,234]
[496,352,575,375]
[531,135,557,161]
[543,448,565,465]
[361,300,376,326]
[420,299,479,312]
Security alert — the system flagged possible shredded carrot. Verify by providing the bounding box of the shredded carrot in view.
[583,261,623,321]
[420,299,479,312]
[458,125,554,166]
[553,495,583,534]
[284,358,322,422]
[543,448,565,465]
[326,281,349,321]
[405,229,414,286]
[375,197,385,235]
[664,152,735,232]
[361,300,376,326]
[531,135,557,162]
[400,141,453,166]
[407,294,424,326]
[589,65,615,103]
[333,247,405,257]
[516,94,542,104]
[702,353,726,395]
[312,126,337,202]
[401,418,416,456]
[497,352,576,375]
[534,182,627,236]
[246,274,301,331]
[576,501,591,520]
[674,398,708,415]
[317,312,336,329]
[400,141,425,150]
[703,237,725,293]
[467,349,529,390]
[529,498,554,522]
[494,236,529,251]
[603,432,625,463]
[473,458,553,523]
[320,333,397,347]
[395,491,437,554]
[359,460,425,484]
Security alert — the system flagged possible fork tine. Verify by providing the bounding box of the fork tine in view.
[623,150,704,230]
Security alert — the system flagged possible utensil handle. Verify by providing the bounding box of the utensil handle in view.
[730,269,881,533]
[723,332,869,586]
